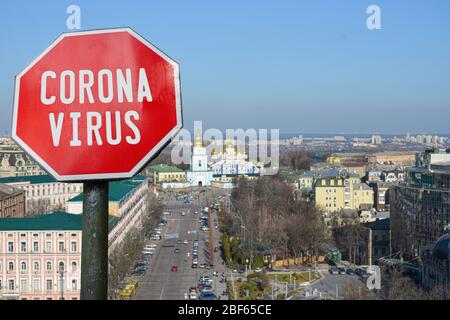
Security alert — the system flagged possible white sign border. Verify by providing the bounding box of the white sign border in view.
[11,27,183,182]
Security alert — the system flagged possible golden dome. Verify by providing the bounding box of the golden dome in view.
[194,131,203,147]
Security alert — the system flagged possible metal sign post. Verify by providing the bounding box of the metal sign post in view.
[80,181,109,300]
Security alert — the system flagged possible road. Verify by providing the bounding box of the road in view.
[134,187,229,300]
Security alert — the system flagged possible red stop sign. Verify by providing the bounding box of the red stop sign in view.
[12,28,182,181]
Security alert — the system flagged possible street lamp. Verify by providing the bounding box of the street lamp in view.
[245,259,249,277]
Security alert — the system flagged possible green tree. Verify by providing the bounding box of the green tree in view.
[222,233,232,265]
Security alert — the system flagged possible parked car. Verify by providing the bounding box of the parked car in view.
[238,268,245,274]
[346,268,355,275]
[329,267,339,275]
[199,292,217,300]
[338,267,347,275]
[183,239,189,245]
[171,266,178,272]
[255,268,263,273]
[174,248,180,254]
[191,263,198,269]
[189,291,197,300]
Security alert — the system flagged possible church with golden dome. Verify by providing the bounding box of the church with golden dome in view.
[186,131,214,187]
[186,132,262,188]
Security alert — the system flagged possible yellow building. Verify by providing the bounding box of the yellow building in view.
[314,172,373,212]
[145,164,187,185]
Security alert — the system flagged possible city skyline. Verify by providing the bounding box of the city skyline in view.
[1,1,450,133]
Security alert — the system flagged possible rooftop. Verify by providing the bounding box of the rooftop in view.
[0,174,56,185]
[0,212,120,231]
[147,164,185,173]
[68,176,147,203]
[0,183,23,198]
[0,212,81,231]
[364,218,390,231]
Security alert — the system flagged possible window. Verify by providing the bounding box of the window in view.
[59,261,65,271]
[21,261,27,272]
[8,279,15,291]
[45,241,52,253]
[21,279,27,292]
[58,241,65,252]
[34,261,40,271]
[33,278,40,291]
[72,279,77,291]
[20,241,27,253]
[46,261,52,271]
[7,241,14,253]
[71,261,77,272]
[33,241,39,252]
[71,241,77,252]
[46,279,53,292]
[8,261,14,271]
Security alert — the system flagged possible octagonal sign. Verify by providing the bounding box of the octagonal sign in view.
[12,28,182,181]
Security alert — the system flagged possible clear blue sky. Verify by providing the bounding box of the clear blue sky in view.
[1,0,449,135]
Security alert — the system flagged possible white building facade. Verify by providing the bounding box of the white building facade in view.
[0,213,81,300]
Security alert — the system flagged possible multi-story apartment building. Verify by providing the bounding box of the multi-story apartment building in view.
[0,151,46,178]
[390,149,450,259]
[0,184,25,218]
[0,175,83,213]
[66,176,150,250]
[0,212,82,300]
[314,171,374,212]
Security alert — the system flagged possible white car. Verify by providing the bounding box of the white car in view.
[255,268,263,273]
[181,212,186,216]
[189,291,197,300]
[183,239,189,245]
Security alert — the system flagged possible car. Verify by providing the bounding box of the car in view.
[174,248,180,254]
[199,292,217,300]
[189,291,197,300]
[191,263,198,269]
[238,268,245,274]
[346,268,355,275]
[199,263,208,269]
[201,286,213,293]
[255,268,263,273]
[199,275,210,282]
[329,267,339,275]
[148,243,157,248]
[183,239,189,245]
[181,212,186,216]
[171,266,178,272]
[338,267,347,275]
[232,269,238,273]
[192,258,198,264]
